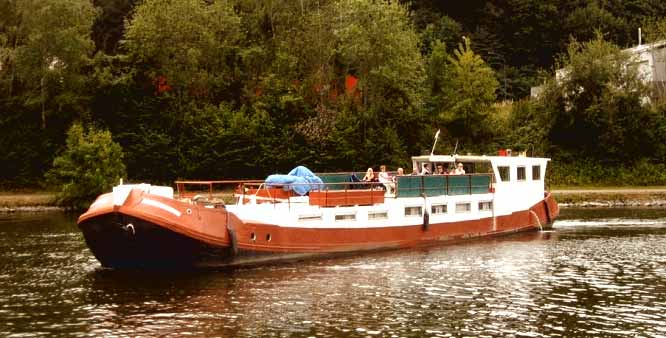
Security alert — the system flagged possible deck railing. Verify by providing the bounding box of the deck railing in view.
[394,174,493,198]
[174,173,493,208]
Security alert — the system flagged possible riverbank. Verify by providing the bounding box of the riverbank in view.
[552,187,666,208]
[2,188,666,212]
[0,192,61,213]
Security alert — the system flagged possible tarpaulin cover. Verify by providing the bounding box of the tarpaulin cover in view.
[265,165,323,195]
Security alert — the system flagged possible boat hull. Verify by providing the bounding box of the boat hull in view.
[79,213,236,268]
[78,191,558,269]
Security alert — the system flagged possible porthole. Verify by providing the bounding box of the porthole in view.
[250,232,256,241]
[266,233,272,242]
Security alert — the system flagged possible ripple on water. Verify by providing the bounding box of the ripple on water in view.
[2,211,666,336]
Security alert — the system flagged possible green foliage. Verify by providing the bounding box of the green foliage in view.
[504,99,550,156]
[428,38,499,153]
[538,34,654,162]
[123,0,242,102]
[405,0,666,100]
[642,18,666,43]
[564,2,628,46]
[0,0,97,188]
[91,0,136,54]
[6,0,666,191]
[7,0,96,127]
[177,103,275,179]
[419,15,462,55]
[46,123,126,209]
[335,0,425,112]
[550,159,666,187]
[0,99,53,188]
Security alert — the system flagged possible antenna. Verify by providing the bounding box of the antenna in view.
[430,129,440,156]
[639,27,642,46]
[452,140,459,155]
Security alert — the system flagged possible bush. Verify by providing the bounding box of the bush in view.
[46,123,126,209]
[549,158,666,186]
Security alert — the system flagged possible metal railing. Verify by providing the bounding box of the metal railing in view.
[394,174,494,198]
[174,173,494,209]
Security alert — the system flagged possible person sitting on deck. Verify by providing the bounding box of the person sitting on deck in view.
[436,164,446,175]
[362,167,377,181]
[378,165,395,194]
[361,167,377,189]
[420,163,432,175]
[454,163,465,175]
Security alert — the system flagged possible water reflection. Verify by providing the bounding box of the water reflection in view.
[2,210,666,337]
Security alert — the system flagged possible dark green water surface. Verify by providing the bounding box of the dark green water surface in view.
[2,209,666,337]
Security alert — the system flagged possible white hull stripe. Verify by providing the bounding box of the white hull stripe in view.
[141,198,182,217]
[89,196,111,210]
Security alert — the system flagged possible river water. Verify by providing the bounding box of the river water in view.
[2,209,666,337]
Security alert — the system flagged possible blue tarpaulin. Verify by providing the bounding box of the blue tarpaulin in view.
[265,165,323,196]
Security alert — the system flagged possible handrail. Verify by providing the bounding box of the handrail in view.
[173,174,494,209]
[394,173,493,198]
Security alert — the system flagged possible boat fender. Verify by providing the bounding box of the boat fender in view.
[123,223,135,236]
[225,213,238,255]
[227,226,238,255]
[422,212,429,231]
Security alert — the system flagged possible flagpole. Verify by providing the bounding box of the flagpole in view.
[430,129,440,156]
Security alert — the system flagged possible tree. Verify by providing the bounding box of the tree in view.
[537,34,654,162]
[0,0,97,187]
[641,17,666,44]
[335,0,424,112]
[330,0,426,162]
[46,123,126,209]
[91,0,138,55]
[123,0,242,103]
[238,0,428,169]
[419,15,463,55]
[7,0,96,128]
[432,38,499,152]
[563,2,629,48]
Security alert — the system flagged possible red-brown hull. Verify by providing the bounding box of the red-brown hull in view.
[230,193,558,255]
[78,191,559,268]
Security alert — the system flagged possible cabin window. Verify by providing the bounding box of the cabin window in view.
[368,211,388,220]
[498,166,510,182]
[405,206,422,217]
[431,204,447,215]
[299,214,322,221]
[532,165,541,181]
[335,213,356,221]
[455,202,471,213]
[479,201,493,211]
[517,166,526,181]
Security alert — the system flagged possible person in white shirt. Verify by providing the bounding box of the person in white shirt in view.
[420,163,432,175]
[378,165,394,194]
[454,163,465,175]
